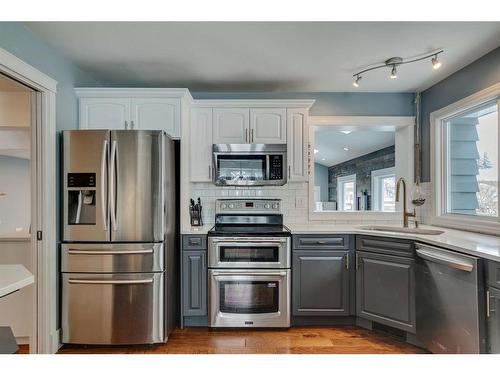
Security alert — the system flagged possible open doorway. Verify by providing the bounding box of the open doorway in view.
[0,73,35,351]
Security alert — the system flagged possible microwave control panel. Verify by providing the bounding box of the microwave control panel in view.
[269,155,283,180]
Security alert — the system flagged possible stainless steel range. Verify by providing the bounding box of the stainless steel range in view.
[208,199,291,328]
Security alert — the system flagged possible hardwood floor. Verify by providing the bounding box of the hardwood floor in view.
[57,326,427,354]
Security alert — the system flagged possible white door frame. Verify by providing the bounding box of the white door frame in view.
[0,47,58,353]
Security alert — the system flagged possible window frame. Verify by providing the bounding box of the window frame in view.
[337,174,357,211]
[307,115,415,222]
[430,82,500,235]
[371,167,396,212]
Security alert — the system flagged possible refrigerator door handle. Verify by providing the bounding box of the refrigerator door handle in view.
[101,139,108,231]
[68,278,154,285]
[67,249,154,255]
[110,140,118,231]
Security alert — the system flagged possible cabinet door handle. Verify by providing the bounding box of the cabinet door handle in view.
[345,254,349,270]
[245,128,248,143]
[131,120,135,130]
[355,253,359,269]
[288,165,291,178]
[251,128,254,143]
[208,165,212,179]
[124,120,128,130]
[487,290,491,318]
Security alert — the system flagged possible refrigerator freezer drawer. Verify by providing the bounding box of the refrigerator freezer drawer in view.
[62,272,164,345]
[61,243,164,273]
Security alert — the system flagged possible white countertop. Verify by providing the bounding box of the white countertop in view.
[182,223,500,263]
[288,224,500,262]
[0,265,34,298]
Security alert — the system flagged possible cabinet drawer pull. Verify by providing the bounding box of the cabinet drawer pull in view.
[317,241,326,244]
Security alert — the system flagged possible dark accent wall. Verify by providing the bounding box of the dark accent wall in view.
[328,146,395,206]
[420,46,500,182]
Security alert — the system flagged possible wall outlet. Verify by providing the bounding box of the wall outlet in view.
[295,197,306,209]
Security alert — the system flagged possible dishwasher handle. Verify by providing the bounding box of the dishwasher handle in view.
[416,246,474,272]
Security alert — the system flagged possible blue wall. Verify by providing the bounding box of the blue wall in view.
[420,47,500,181]
[0,22,101,131]
[0,22,100,238]
[192,92,415,116]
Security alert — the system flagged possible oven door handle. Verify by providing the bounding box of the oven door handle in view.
[211,271,288,277]
[211,239,288,245]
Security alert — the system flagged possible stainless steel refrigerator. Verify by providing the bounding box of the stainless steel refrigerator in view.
[60,130,177,345]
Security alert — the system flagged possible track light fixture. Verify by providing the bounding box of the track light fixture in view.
[353,75,362,87]
[352,49,444,88]
[432,54,442,70]
[390,65,398,79]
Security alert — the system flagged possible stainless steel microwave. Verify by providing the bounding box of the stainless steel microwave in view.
[212,144,287,186]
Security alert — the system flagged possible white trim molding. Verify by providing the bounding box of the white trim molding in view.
[0,46,58,353]
[430,81,500,236]
[191,99,316,109]
[308,115,414,222]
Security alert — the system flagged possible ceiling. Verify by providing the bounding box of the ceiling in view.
[25,22,500,92]
[314,128,395,167]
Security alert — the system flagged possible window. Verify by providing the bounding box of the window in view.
[372,167,396,212]
[444,101,498,218]
[432,90,500,234]
[337,174,356,211]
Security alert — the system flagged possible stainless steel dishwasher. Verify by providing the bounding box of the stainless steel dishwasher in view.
[415,243,486,353]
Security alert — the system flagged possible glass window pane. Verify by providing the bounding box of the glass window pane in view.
[381,176,396,212]
[446,101,498,217]
[343,181,355,211]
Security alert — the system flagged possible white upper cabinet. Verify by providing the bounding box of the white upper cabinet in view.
[190,107,213,182]
[212,108,250,144]
[287,108,309,182]
[79,98,130,130]
[130,98,180,137]
[76,89,191,138]
[250,108,286,144]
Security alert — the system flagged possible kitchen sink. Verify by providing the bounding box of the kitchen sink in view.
[358,225,445,235]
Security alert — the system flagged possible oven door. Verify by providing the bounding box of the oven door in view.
[209,237,290,269]
[209,269,290,328]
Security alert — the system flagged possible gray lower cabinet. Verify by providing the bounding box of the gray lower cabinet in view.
[293,250,350,316]
[356,250,416,333]
[487,287,500,353]
[182,250,207,316]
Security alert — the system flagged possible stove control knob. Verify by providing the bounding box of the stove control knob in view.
[229,203,235,209]
[272,203,278,210]
[221,203,227,209]
[264,203,271,209]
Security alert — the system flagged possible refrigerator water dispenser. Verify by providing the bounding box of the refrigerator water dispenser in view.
[67,173,96,225]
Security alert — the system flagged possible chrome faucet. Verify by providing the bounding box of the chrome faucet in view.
[395,177,416,228]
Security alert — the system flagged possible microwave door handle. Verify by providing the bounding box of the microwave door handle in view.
[265,154,270,180]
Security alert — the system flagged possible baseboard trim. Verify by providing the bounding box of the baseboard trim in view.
[292,316,355,326]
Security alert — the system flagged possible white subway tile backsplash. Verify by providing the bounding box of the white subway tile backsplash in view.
[190,180,434,227]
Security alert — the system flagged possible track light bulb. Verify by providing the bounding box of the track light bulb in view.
[353,75,361,87]
[390,65,397,79]
[432,55,442,70]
